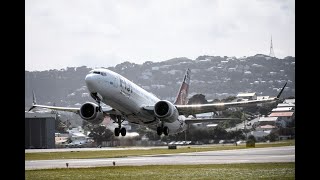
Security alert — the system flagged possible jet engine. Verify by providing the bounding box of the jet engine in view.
[79,102,104,124]
[154,100,179,123]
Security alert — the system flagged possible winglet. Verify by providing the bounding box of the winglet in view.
[32,90,37,105]
[28,90,37,112]
[276,82,287,99]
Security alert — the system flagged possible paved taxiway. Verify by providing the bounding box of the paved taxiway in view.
[25,146,166,153]
[25,146,294,170]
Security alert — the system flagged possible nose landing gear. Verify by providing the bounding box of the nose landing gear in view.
[91,92,102,112]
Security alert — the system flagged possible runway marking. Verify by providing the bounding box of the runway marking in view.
[25,146,295,170]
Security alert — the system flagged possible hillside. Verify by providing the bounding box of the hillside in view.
[25,54,295,108]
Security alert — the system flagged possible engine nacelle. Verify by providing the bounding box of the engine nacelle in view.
[154,100,179,123]
[79,102,104,124]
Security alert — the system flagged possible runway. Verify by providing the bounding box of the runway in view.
[25,146,294,170]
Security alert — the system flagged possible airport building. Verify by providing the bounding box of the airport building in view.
[25,112,56,149]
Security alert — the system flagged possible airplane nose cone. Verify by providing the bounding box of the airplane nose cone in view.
[85,74,96,92]
[85,74,93,83]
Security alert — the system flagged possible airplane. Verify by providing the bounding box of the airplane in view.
[29,68,287,136]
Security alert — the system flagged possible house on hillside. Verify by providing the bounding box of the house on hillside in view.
[236,92,257,100]
[257,117,286,128]
[284,99,295,104]
[271,107,294,112]
[268,112,295,126]
[257,96,269,100]
[277,103,295,108]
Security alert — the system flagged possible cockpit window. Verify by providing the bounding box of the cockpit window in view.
[91,70,107,76]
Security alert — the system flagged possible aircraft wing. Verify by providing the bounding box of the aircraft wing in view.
[28,91,117,115]
[176,98,277,115]
[28,104,80,113]
[28,104,117,115]
[184,117,240,124]
[177,82,287,116]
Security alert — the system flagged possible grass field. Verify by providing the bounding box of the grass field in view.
[25,140,294,160]
[25,162,295,180]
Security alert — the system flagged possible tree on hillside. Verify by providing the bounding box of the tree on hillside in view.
[52,110,69,133]
[211,126,228,140]
[164,132,186,142]
[88,125,114,145]
[210,99,220,103]
[221,96,237,102]
[55,114,68,133]
[227,130,245,140]
[265,132,278,142]
[145,130,161,141]
[256,103,277,116]
[247,135,256,142]
[187,94,208,104]
[286,96,295,99]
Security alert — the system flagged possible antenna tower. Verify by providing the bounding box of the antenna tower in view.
[269,36,275,57]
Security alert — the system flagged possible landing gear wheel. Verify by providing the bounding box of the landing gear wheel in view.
[157,127,163,136]
[96,106,102,112]
[163,126,169,136]
[120,128,126,136]
[115,128,120,136]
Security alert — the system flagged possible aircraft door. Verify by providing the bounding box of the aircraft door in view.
[113,76,118,88]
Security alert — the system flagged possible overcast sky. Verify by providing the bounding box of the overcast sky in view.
[26,0,295,71]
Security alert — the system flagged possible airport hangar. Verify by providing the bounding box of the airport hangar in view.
[25,112,56,149]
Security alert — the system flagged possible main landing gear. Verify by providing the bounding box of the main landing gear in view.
[157,124,169,136]
[114,115,126,137]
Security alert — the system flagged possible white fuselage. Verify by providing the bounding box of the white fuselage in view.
[85,68,187,134]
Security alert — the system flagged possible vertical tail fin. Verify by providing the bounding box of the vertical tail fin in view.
[174,68,191,105]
